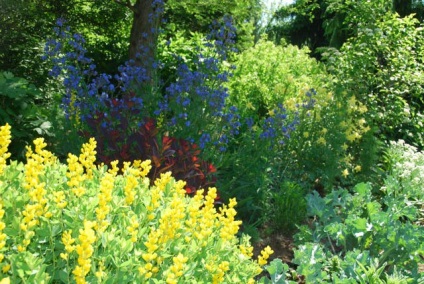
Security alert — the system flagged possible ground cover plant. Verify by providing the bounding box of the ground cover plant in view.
[0,123,278,283]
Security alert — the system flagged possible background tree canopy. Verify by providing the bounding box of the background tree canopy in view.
[267,0,424,57]
[0,0,260,85]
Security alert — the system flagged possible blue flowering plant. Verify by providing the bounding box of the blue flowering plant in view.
[43,13,246,197]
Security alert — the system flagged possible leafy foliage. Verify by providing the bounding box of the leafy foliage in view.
[224,39,378,231]
[81,113,217,196]
[324,12,424,149]
[0,72,52,160]
[227,39,329,122]
[293,182,424,282]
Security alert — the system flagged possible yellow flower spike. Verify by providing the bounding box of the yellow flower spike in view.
[239,244,254,258]
[0,124,11,175]
[258,246,274,266]
[127,215,140,243]
[0,201,6,256]
[78,138,97,179]
[138,160,152,177]
[53,191,68,209]
[62,230,76,253]
[95,260,106,281]
[73,220,97,283]
[174,180,187,196]
[108,160,120,176]
[154,172,173,191]
[95,172,115,233]
[167,253,188,281]
[67,153,86,197]
[124,174,138,206]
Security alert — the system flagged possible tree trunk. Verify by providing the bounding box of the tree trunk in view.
[122,0,165,83]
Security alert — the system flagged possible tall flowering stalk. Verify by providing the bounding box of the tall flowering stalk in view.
[0,124,11,176]
[0,200,6,265]
[19,138,54,252]
[95,170,115,233]
[73,220,96,284]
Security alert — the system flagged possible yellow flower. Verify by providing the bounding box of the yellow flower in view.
[219,198,242,242]
[0,202,6,254]
[342,169,349,178]
[246,101,255,110]
[78,138,97,179]
[168,253,188,280]
[317,137,326,145]
[127,215,139,243]
[124,174,138,206]
[95,172,115,233]
[95,260,106,281]
[354,165,362,173]
[1,264,10,274]
[67,153,86,197]
[132,160,152,178]
[303,131,309,138]
[53,191,68,209]
[62,230,75,253]
[258,246,274,266]
[0,124,11,175]
[73,220,97,284]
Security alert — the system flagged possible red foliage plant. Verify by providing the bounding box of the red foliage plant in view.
[81,98,217,198]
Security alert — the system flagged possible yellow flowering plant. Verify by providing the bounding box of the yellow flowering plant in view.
[0,124,272,283]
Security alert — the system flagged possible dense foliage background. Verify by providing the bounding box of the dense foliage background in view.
[1,0,424,282]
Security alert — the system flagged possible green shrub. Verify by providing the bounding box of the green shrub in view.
[0,71,53,161]
[227,39,330,122]
[222,39,379,232]
[0,123,273,283]
[323,13,424,149]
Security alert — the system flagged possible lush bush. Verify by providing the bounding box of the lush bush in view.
[0,71,53,161]
[323,13,424,149]
[222,39,379,232]
[0,123,278,283]
[227,39,330,122]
